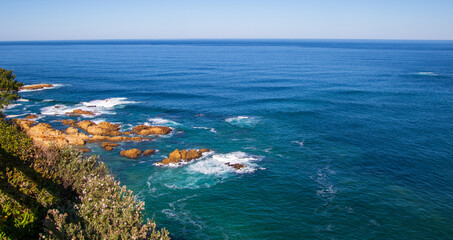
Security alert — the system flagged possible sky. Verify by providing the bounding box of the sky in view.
[1,0,452,41]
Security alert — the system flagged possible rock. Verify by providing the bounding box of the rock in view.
[120,148,143,159]
[225,162,245,170]
[157,149,209,165]
[65,127,79,134]
[14,119,37,131]
[25,123,89,147]
[79,148,91,153]
[143,149,156,156]
[124,131,134,135]
[26,114,38,119]
[65,109,95,116]
[64,128,89,145]
[87,135,151,143]
[98,122,120,131]
[101,142,119,151]
[77,120,122,136]
[132,125,172,135]
[58,119,78,126]
[21,84,53,90]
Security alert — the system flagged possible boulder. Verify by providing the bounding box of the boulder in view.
[65,109,95,116]
[77,120,122,136]
[143,149,156,156]
[157,149,210,165]
[225,162,245,170]
[101,142,119,151]
[132,125,172,135]
[26,114,38,119]
[21,84,53,90]
[124,131,134,135]
[120,148,143,159]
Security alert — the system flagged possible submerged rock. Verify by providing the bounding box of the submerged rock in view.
[132,125,172,135]
[143,149,156,156]
[101,142,119,151]
[120,148,143,159]
[79,148,91,153]
[21,84,53,90]
[157,149,210,165]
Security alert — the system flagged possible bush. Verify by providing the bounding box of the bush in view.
[0,118,170,239]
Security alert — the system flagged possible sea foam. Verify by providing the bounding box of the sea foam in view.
[41,97,137,117]
[225,116,259,127]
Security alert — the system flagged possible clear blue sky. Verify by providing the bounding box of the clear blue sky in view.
[1,0,452,41]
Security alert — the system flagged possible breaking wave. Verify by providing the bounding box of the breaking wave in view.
[225,116,259,127]
[41,97,138,116]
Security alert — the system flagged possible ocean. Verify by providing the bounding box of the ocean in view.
[1,39,453,239]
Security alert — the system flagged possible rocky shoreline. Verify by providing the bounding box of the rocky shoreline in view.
[12,100,244,169]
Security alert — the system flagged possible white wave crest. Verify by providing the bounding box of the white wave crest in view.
[41,97,137,117]
[148,117,180,126]
[225,116,259,127]
[193,126,217,133]
[20,84,64,92]
[17,98,29,102]
[188,151,264,175]
[416,72,439,76]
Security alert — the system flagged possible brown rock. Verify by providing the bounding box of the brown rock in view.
[225,162,245,170]
[101,142,119,151]
[157,148,210,165]
[124,131,134,135]
[77,120,122,136]
[26,114,38,119]
[143,149,156,156]
[98,122,120,131]
[87,135,152,143]
[59,119,78,126]
[65,109,95,116]
[132,125,172,135]
[120,148,143,159]
[14,119,37,131]
[21,84,53,90]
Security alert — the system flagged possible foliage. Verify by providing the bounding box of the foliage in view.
[0,67,24,110]
[0,118,170,239]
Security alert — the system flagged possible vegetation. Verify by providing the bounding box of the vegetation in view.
[0,67,170,239]
[0,67,23,110]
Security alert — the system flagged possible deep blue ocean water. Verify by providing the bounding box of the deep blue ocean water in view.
[1,40,453,239]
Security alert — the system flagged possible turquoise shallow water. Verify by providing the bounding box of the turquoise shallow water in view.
[1,40,453,239]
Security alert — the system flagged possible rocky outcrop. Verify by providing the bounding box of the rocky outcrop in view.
[132,125,172,135]
[22,123,89,148]
[64,127,90,145]
[77,120,122,136]
[101,142,119,151]
[225,162,245,170]
[65,109,95,116]
[120,148,143,159]
[21,84,53,90]
[26,114,38,119]
[157,149,210,165]
[14,119,37,131]
[143,149,156,156]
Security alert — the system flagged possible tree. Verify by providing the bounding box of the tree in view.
[0,67,24,110]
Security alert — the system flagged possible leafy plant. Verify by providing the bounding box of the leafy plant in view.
[0,67,24,110]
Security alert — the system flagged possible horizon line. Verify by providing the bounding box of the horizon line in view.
[1,37,453,43]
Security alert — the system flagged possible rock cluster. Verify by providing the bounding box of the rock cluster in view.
[19,122,89,148]
[21,84,54,90]
[77,120,122,136]
[157,149,210,165]
[26,114,38,119]
[101,142,119,151]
